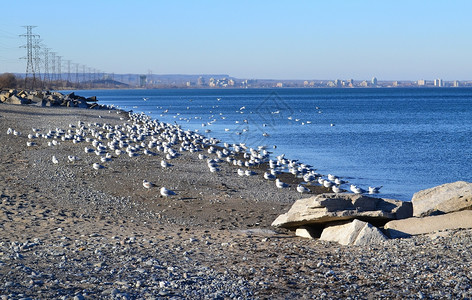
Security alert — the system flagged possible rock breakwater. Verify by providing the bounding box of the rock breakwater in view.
[0,89,102,108]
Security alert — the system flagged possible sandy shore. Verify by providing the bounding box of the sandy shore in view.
[1,103,471,299]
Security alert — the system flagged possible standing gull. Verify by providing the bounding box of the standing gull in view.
[296,184,310,194]
[160,187,176,197]
[143,180,155,189]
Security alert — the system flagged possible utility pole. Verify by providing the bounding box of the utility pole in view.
[20,25,39,89]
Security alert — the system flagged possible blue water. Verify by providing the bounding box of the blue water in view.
[68,88,472,201]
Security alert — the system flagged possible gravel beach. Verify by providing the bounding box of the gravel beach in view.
[1,103,471,299]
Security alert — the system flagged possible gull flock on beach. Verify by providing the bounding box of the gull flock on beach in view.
[6,102,383,199]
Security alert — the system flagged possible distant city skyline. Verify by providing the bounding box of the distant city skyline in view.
[1,1,472,81]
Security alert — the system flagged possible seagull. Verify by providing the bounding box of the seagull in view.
[143,180,154,189]
[328,174,338,181]
[68,155,78,162]
[245,169,256,176]
[52,155,59,164]
[350,184,366,194]
[296,184,310,194]
[323,180,333,188]
[92,162,104,170]
[264,172,276,180]
[237,169,246,176]
[332,185,341,193]
[208,165,220,173]
[276,178,289,189]
[160,187,176,197]
[369,186,383,194]
[161,160,172,168]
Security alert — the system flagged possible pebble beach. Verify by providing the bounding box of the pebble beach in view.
[1,103,472,299]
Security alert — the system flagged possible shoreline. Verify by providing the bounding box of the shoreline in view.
[1,103,472,298]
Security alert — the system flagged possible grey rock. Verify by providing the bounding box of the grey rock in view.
[272,193,412,229]
[384,210,472,238]
[320,219,388,246]
[412,181,472,217]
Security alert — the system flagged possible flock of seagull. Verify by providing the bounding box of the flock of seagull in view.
[6,99,382,199]
[144,97,321,140]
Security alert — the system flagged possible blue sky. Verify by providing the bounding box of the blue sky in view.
[1,0,471,80]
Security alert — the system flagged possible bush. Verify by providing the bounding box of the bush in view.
[0,73,17,89]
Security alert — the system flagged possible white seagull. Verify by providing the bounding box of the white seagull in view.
[143,180,154,189]
[264,172,276,181]
[92,163,104,170]
[332,185,341,193]
[160,187,176,197]
[276,178,289,189]
[52,155,59,164]
[368,186,383,194]
[296,184,310,194]
[161,160,172,168]
[350,184,366,194]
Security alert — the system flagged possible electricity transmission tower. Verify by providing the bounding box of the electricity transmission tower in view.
[56,55,62,81]
[75,63,80,85]
[33,37,42,89]
[43,48,50,83]
[20,25,39,89]
[50,52,56,81]
[66,60,71,83]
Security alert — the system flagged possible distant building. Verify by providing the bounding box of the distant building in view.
[453,80,460,87]
[360,80,369,87]
[393,81,399,87]
[417,79,426,86]
[434,78,443,87]
[371,77,378,86]
[197,76,205,86]
[139,75,147,87]
[276,82,283,88]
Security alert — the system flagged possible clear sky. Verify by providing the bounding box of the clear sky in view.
[1,0,471,80]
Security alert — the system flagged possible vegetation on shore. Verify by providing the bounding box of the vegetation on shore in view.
[0,72,127,91]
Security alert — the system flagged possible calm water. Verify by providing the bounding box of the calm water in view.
[68,88,472,201]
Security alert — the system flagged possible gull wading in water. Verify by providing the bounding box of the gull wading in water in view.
[369,186,383,194]
[160,187,176,197]
[350,184,366,194]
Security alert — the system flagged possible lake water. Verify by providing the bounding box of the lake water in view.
[68,88,472,201]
